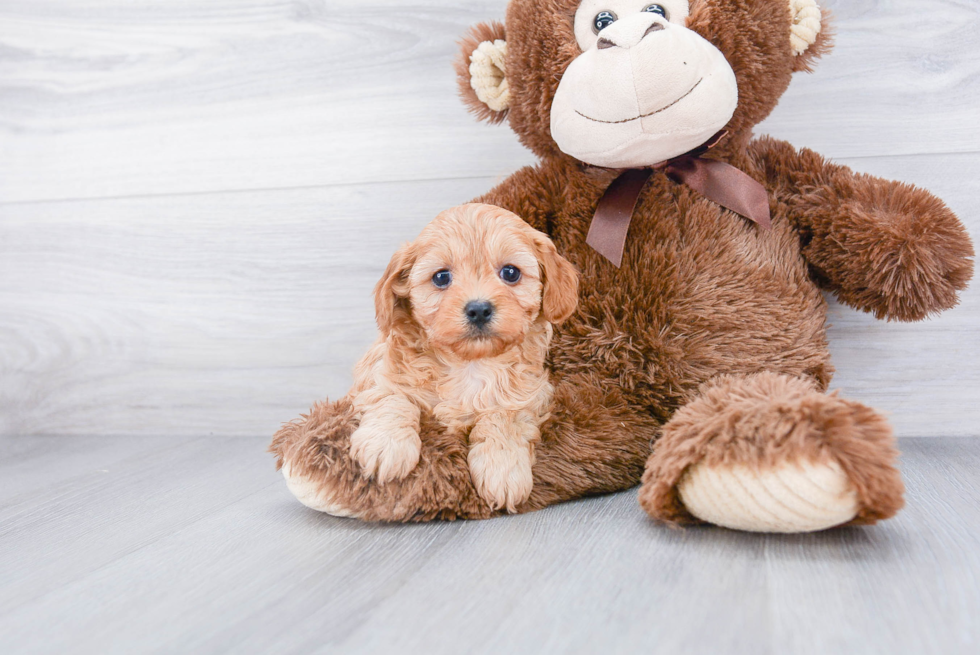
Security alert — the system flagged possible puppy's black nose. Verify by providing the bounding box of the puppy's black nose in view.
[465,300,494,328]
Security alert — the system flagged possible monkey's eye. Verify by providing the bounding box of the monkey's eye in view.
[499,265,522,284]
[432,270,452,288]
[592,11,617,34]
[643,4,668,19]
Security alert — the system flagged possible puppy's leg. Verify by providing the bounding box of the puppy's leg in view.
[468,411,539,513]
[349,394,422,484]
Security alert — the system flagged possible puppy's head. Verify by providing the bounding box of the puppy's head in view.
[375,203,578,360]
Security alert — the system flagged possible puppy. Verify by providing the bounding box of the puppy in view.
[347,203,579,512]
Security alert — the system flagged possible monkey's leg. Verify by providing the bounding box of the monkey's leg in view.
[271,398,493,521]
[270,373,658,521]
[638,371,904,532]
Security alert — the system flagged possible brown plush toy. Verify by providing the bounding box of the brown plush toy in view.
[271,0,974,532]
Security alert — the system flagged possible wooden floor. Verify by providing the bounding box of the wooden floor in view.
[1,435,978,654]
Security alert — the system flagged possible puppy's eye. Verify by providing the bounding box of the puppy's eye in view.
[499,265,521,284]
[592,11,616,34]
[431,270,452,288]
[643,4,668,19]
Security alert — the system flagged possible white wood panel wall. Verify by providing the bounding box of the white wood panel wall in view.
[0,0,977,438]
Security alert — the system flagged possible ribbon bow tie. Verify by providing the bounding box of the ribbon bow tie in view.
[585,132,772,268]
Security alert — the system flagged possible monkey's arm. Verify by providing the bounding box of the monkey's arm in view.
[474,162,564,235]
[749,136,974,321]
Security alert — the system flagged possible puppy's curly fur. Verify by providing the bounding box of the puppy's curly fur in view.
[347,203,578,512]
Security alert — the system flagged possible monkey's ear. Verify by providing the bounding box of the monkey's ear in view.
[455,21,509,124]
[532,233,579,324]
[374,243,415,337]
[790,1,833,73]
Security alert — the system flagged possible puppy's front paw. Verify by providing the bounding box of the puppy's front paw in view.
[349,420,421,484]
[468,440,534,513]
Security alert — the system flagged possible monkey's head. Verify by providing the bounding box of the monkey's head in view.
[456,0,830,168]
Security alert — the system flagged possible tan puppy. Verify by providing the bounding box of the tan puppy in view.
[348,203,579,512]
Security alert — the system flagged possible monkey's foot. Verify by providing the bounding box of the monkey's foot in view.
[675,459,858,533]
[638,372,905,533]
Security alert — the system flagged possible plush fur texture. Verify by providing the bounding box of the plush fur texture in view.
[272,0,974,529]
[638,371,904,526]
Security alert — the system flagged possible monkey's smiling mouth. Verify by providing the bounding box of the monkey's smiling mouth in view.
[575,78,704,125]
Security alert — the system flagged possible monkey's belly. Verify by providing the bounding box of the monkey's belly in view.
[552,212,833,411]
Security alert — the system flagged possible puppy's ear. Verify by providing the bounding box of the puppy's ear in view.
[374,243,415,336]
[533,234,579,323]
[455,21,509,124]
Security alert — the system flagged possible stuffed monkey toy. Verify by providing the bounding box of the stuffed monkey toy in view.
[271,0,974,532]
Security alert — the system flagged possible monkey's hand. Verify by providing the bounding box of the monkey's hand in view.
[751,136,974,321]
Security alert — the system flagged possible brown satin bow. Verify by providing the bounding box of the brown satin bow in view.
[585,132,772,268]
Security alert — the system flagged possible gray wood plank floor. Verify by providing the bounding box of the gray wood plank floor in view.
[1,435,978,654]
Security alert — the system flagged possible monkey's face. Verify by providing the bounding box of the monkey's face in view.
[551,1,738,168]
[456,0,829,166]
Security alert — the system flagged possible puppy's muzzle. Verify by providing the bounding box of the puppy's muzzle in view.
[464,300,494,330]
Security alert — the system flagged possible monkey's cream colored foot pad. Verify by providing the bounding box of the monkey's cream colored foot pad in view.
[677,459,858,533]
[281,464,361,518]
